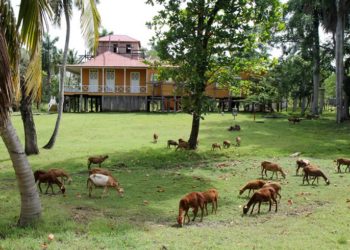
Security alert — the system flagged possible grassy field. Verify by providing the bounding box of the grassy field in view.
[1,111,350,249]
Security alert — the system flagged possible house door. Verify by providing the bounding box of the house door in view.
[106,69,115,92]
[130,72,140,93]
[89,69,98,92]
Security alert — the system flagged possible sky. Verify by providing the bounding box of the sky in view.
[13,0,160,55]
[12,0,329,59]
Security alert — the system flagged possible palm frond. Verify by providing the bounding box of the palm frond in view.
[0,0,20,66]
[17,0,52,56]
[17,0,52,103]
[0,0,20,111]
[75,0,101,54]
[25,44,42,102]
[50,0,73,27]
[0,30,13,121]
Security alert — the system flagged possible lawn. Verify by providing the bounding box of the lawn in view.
[1,111,350,249]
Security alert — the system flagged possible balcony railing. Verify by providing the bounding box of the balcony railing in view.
[64,84,148,94]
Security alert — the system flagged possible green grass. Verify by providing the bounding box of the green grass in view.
[1,111,350,249]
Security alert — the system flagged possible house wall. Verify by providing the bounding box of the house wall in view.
[77,68,231,98]
[81,68,147,88]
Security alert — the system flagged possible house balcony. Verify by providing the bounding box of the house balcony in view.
[64,83,148,96]
[64,82,232,98]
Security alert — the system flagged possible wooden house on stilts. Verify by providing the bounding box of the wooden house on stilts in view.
[64,35,240,112]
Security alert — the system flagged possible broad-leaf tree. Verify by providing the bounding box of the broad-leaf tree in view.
[147,0,283,149]
[282,0,323,115]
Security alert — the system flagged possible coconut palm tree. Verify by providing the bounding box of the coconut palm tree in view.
[42,33,59,100]
[0,0,51,227]
[43,0,101,149]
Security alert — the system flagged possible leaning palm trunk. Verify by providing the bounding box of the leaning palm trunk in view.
[0,119,41,227]
[43,1,70,149]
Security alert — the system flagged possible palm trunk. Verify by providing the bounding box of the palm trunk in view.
[20,77,39,155]
[335,1,345,123]
[43,1,70,149]
[319,88,325,114]
[311,10,320,115]
[0,118,41,227]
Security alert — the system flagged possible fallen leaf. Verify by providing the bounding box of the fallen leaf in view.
[48,233,54,241]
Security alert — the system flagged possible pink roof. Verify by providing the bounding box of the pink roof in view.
[99,35,140,43]
[72,51,148,68]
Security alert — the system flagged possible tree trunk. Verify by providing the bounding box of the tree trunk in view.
[311,10,320,115]
[343,95,349,119]
[319,88,325,114]
[20,77,39,155]
[335,1,345,123]
[293,98,297,112]
[188,113,200,149]
[43,1,70,149]
[301,96,306,116]
[0,119,41,227]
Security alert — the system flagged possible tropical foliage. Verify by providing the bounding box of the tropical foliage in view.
[147,0,283,148]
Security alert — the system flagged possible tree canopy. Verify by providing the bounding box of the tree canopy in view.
[147,0,283,148]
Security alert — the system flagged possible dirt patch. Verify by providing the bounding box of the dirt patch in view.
[284,200,330,217]
[70,206,100,224]
[215,160,241,169]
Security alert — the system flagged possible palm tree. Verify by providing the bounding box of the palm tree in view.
[0,0,51,227]
[67,48,79,84]
[99,27,113,37]
[43,0,101,149]
[42,33,59,101]
[321,0,350,123]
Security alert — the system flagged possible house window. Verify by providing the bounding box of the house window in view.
[113,44,118,53]
[89,69,98,92]
[126,44,132,54]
